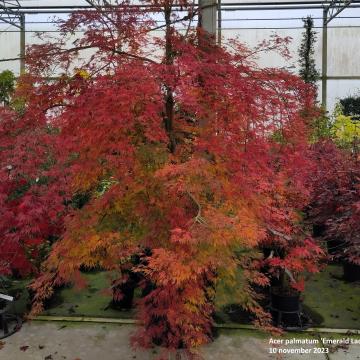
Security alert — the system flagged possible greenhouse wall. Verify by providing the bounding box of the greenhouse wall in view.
[1,3,360,111]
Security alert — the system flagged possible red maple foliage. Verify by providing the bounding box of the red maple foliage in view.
[0,103,68,275]
[308,141,360,265]
[0,0,324,355]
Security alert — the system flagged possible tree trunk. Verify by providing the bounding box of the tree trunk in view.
[163,2,176,153]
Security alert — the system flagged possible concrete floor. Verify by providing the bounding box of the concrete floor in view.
[0,322,359,360]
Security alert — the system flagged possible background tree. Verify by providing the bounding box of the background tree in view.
[308,141,359,265]
[339,93,360,120]
[298,16,319,89]
[0,70,15,106]
[0,101,68,276]
[308,94,360,270]
[298,16,329,142]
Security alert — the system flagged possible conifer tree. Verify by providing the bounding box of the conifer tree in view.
[298,16,319,88]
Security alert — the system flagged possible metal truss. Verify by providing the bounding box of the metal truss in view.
[321,0,353,108]
[0,0,22,28]
[84,0,114,10]
[324,0,353,24]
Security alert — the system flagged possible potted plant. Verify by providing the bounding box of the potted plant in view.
[262,229,324,329]
[111,271,138,310]
[324,159,360,281]
[326,206,360,282]
[309,141,360,281]
[111,248,152,310]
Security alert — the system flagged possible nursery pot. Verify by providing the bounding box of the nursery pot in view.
[112,285,135,310]
[0,300,7,313]
[269,276,281,288]
[327,239,346,256]
[270,287,304,329]
[270,288,300,312]
[313,223,326,238]
[112,274,137,310]
[343,261,360,282]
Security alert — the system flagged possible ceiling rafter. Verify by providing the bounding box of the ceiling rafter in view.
[0,0,22,28]
[325,0,353,24]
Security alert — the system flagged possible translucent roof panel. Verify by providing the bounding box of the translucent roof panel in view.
[16,0,91,7]
[222,0,331,3]
[12,0,340,8]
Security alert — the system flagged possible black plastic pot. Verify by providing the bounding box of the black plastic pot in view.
[0,300,8,312]
[343,262,360,282]
[270,288,304,329]
[270,289,300,312]
[111,272,138,310]
[112,285,135,310]
[313,223,326,238]
[269,276,281,288]
[327,239,346,256]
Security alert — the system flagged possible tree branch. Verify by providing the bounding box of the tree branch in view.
[266,226,292,242]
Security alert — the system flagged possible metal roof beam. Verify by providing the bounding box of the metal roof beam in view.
[3,4,360,14]
[0,1,359,15]
[0,0,21,28]
[325,0,353,24]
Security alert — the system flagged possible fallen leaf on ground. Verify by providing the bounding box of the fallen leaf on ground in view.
[20,345,29,351]
[0,341,5,350]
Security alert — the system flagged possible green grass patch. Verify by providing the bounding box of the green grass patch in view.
[42,271,135,319]
[303,264,360,329]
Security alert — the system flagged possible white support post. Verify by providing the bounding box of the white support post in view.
[199,0,217,36]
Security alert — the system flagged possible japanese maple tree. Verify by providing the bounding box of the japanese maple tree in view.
[308,140,360,265]
[0,97,68,276]
[0,0,324,355]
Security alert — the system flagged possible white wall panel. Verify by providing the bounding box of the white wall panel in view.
[1,2,360,111]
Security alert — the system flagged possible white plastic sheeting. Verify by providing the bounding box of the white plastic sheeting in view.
[1,2,360,110]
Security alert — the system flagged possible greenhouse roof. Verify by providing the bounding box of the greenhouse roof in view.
[2,1,360,11]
